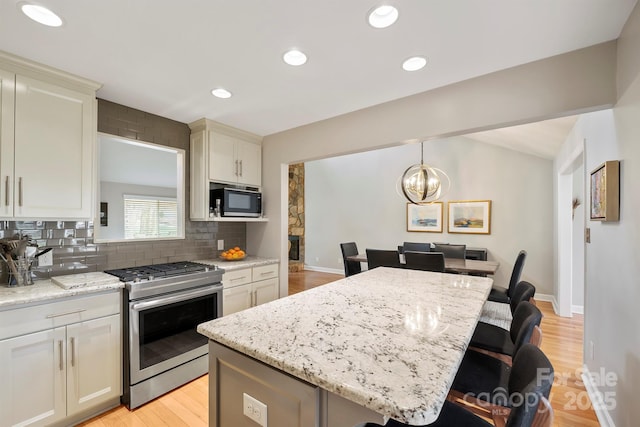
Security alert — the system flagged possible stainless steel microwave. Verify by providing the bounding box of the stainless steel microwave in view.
[210,188,262,217]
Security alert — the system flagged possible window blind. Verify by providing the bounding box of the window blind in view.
[124,195,178,239]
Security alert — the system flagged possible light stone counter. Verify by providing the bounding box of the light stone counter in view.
[194,256,279,272]
[0,273,123,310]
[198,267,493,425]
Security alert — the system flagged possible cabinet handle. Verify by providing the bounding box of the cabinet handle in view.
[230,276,248,282]
[239,160,243,177]
[235,160,239,176]
[46,309,86,318]
[58,340,64,371]
[70,337,75,367]
[260,271,272,276]
[4,176,8,206]
[18,177,22,207]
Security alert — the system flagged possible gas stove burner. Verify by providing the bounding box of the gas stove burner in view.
[104,261,211,283]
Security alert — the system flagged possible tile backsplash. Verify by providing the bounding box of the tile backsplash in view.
[0,98,250,285]
[0,220,246,281]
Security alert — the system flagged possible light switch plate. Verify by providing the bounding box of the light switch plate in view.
[217,239,224,250]
[243,393,267,426]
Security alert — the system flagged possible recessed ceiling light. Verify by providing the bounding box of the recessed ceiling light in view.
[211,88,232,99]
[402,56,427,71]
[283,49,307,66]
[20,3,63,27]
[368,5,399,29]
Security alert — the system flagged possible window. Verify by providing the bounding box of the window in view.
[124,195,178,239]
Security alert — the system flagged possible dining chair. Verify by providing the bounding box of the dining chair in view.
[433,243,466,259]
[449,343,554,416]
[340,242,362,277]
[365,249,402,269]
[357,344,554,427]
[469,300,542,365]
[488,250,527,303]
[403,251,445,272]
[401,241,431,253]
[480,281,537,330]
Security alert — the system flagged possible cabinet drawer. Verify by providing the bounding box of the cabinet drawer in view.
[0,291,120,340]
[222,268,252,288]
[252,263,278,282]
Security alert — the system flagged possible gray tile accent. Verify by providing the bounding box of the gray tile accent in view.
[0,100,247,283]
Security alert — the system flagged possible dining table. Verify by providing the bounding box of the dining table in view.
[346,253,500,275]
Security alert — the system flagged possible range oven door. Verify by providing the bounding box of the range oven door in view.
[129,284,221,385]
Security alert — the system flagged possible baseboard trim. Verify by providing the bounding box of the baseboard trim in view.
[581,365,615,427]
[303,265,344,275]
[572,304,584,314]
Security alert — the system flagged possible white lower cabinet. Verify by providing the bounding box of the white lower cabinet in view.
[222,263,279,316]
[0,292,121,427]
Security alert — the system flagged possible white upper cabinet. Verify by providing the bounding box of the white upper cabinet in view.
[0,51,100,220]
[209,132,262,187]
[189,119,262,220]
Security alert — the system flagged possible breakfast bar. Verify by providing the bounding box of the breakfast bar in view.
[197,267,493,426]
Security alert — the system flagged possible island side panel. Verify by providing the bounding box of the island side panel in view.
[209,341,319,427]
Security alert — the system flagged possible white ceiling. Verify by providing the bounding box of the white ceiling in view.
[0,0,636,157]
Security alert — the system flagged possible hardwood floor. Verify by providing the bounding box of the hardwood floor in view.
[81,270,598,427]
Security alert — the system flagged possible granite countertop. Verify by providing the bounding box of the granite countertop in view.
[195,256,279,272]
[198,267,493,425]
[0,272,123,310]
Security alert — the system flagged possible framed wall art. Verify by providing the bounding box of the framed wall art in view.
[406,202,443,233]
[590,160,620,222]
[448,200,491,234]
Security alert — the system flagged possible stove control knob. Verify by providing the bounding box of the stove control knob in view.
[134,277,141,283]
[148,275,155,281]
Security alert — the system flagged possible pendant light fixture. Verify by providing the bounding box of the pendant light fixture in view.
[400,142,450,204]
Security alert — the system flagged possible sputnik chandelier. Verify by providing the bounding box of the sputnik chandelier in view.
[399,142,450,204]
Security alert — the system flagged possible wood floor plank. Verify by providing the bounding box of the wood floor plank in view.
[81,270,600,427]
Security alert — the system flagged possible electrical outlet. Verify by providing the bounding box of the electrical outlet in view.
[243,393,267,426]
[38,250,53,267]
[217,239,224,250]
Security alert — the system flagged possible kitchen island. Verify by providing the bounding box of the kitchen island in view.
[197,267,493,427]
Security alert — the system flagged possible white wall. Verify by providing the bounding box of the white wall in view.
[98,181,177,240]
[571,161,585,310]
[305,137,554,294]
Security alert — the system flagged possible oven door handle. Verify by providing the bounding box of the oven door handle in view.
[131,285,221,311]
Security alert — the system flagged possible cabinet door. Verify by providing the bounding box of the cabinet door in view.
[209,131,238,184]
[14,75,94,219]
[223,283,252,316]
[0,327,66,427]
[236,140,261,187]
[254,277,279,307]
[0,68,15,218]
[66,315,121,416]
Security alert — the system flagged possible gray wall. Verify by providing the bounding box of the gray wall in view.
[251,41,617,299]
[580,5,640,423]
[304,137,554,295]
[3,100,246,280]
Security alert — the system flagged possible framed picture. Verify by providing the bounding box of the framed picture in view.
[590,160,620,221]
[406,202,443,232]
[448,200,491,234]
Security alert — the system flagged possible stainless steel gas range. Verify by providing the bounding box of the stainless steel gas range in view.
[104,261,223,409]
